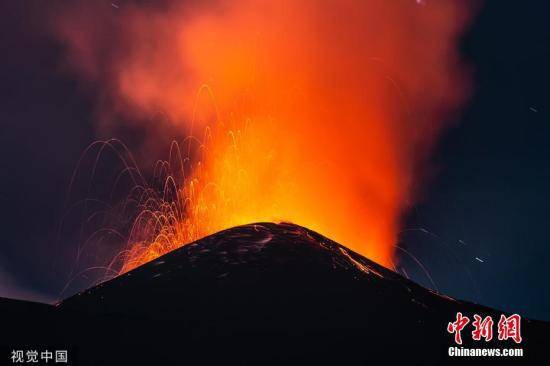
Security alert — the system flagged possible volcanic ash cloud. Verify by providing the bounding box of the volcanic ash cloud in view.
[54,0,474,268]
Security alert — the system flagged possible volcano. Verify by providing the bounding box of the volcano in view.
[2,223,548,364]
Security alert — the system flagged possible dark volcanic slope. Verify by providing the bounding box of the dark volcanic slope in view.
[3,223,549,365]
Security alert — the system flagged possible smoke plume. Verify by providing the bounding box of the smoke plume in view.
[54,0,473,267]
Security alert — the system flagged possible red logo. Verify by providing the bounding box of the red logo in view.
[447,313,522,344]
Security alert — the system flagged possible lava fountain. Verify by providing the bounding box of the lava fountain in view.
[54,0,474,273]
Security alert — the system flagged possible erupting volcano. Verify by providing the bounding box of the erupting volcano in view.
[55,0,472,275]
[4,2,550,364]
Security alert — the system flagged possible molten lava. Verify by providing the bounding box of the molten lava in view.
[54,0,473,272]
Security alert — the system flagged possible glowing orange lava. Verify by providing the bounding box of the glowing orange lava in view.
[55,0,473,272]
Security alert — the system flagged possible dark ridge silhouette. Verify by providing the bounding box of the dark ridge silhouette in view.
[2,223,548,364]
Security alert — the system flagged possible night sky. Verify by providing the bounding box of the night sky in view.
[1,1,550,321]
